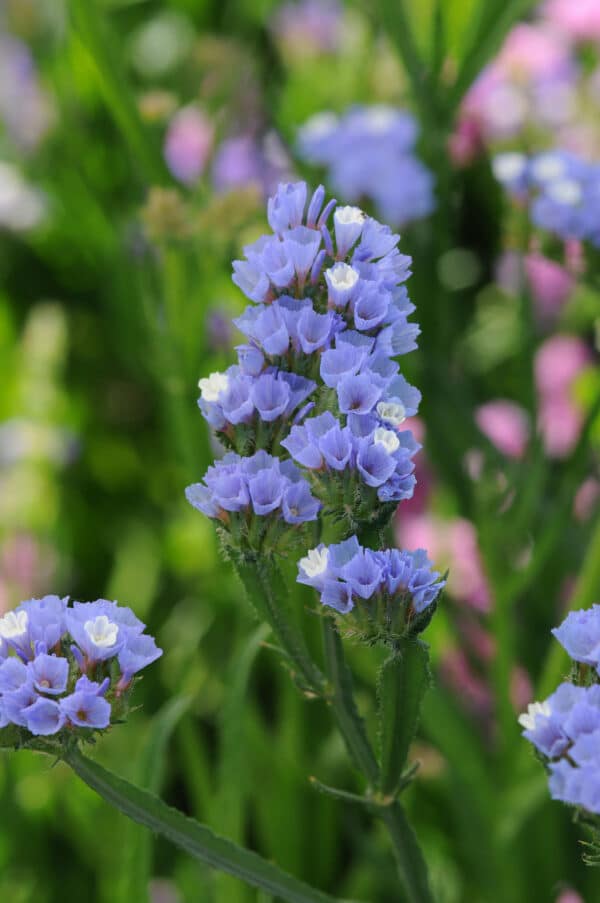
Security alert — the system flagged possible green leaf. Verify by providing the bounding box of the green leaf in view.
[65,747,355,903]
[115,696,192,903]
[377,640,430,796]
[69,0,167,184]
[212,624,270,903]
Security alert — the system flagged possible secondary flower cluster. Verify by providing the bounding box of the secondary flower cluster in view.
[520,606,600,817]
[0,595,162,742]
[493,150,600,246]
[188,180,425,547]
[297,107,435,227]
[298,536,445,641]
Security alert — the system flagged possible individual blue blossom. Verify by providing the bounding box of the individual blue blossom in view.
[297,106,435,227]
[297,537,445,640]
[0,596,162,746]
[28,654,69,695]
[60,690,111,729]
[23,697,65,736]
[551,605,600,669]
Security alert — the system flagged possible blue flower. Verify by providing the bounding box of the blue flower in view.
[28,653,69,695]
[551,605,600,669]
[60,691,111,729]
[296,537,445,634]
[23,697,65,736]
[298,106,434,227]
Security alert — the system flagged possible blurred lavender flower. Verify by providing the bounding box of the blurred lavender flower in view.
[297,107,435,227]
[0,35,53,153]
[535,335,590,458]
[212,132,293,198]
[270,0,342,58]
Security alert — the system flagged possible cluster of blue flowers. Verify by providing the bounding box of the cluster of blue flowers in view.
[187,180,425,546]
[297,536,445,639]
[0,595,162,740]
[520,605,600,816]
[493,149,600,246]
[296,106,435,227]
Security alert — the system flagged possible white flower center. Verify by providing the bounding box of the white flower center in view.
[327,263,359,291]
[531,154,565,183]
[373,427,400,454]
[198,371,230,402]
[376,401,406,427]
[84,615,118,649]
[334,206,365,227]
[518,700,551,731]
[300,547,329,578]
[492,152,527,184]
[0,610,28,640]
[547,178,582,206]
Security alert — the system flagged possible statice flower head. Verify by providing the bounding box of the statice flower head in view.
[519,605,600,828]
[297,536,445,644]
[188,180,427,543]
[493,149,600,247]
[297,107,435,227]
[0,595,162,751]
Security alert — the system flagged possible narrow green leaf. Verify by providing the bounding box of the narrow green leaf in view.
[381,803,435,903]
[375,0,433,125]
[213,624,269,903]
[65,747,355,903]
[69,0,167,184]
[115,696,192,903]
[377,640,430,796]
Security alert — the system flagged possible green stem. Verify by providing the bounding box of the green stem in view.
[236,559,325,694]
[321,619,379,786]
[65,747,348,903]
[321,621,434,903]
[381,804,436,903]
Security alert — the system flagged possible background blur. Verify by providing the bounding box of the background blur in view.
[1,1,599,901]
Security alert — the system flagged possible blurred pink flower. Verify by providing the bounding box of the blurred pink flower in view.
[534,335,590,458]
[554,891,584,903]
[448,118,483,167]
[525,253,574,321]
[476,400,530,459]
[538,395,584,458]
[460,24,574,143]
[271,0,342,57]
[441,649,492,715]
[574,477,600,522]
[511,665,533,712]
[534,335,590,397]
[164,106,213,185]
[545,0,600,42]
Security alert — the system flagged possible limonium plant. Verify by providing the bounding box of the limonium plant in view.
[187,180,446,901]
[0,594,162,749]
[520,605,600,862]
